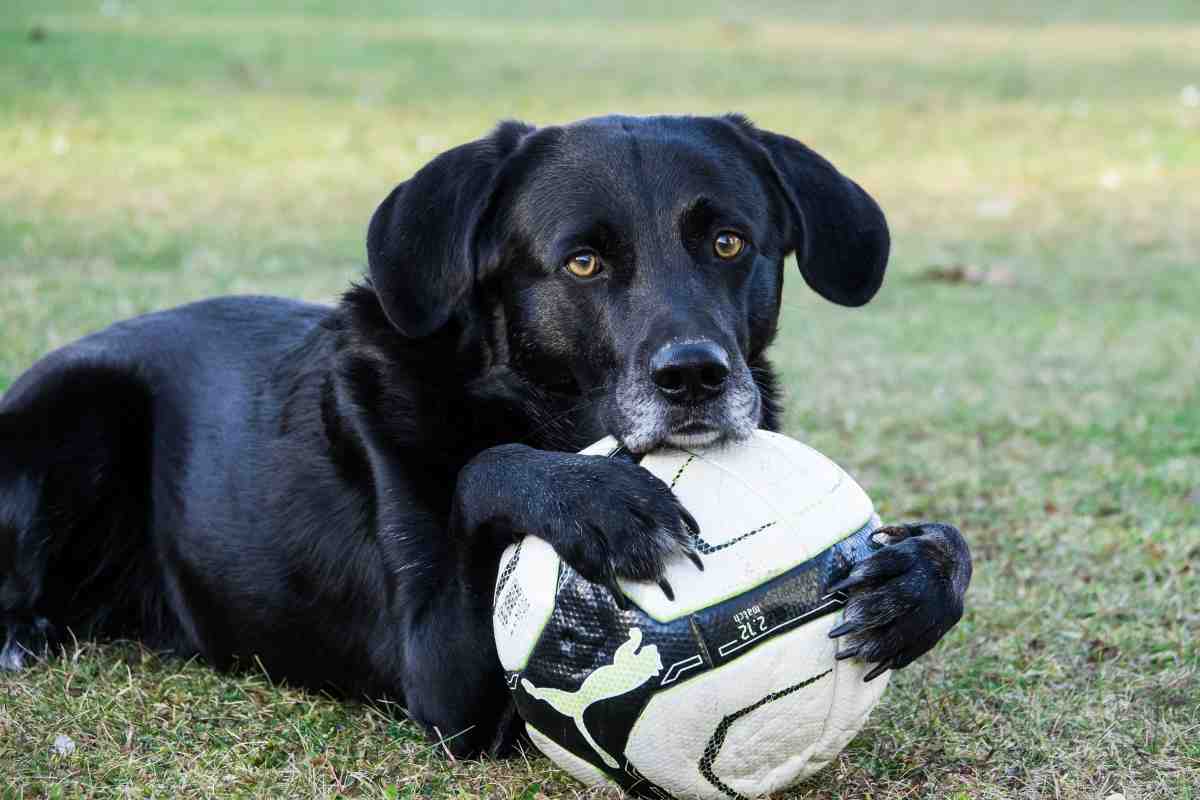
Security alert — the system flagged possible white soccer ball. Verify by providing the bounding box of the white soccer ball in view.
[493,430,889,800]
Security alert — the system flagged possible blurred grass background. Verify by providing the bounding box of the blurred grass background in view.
[1,1,1198,798]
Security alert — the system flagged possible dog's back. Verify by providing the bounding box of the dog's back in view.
[0,296,330,669]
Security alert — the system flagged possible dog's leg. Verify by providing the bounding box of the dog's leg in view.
[1,364,158,669]
[450,444,701,602]
[0,417,61,670]
[396,586,520,758]
[393,443,700,757]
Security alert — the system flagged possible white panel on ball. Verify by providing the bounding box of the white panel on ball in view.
[803,638,891,775]
[622,616,888,799]
[526,724,615,789]
[617,431,875,623]
[494,536,561,673]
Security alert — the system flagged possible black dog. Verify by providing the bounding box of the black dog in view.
[0,114,970,756]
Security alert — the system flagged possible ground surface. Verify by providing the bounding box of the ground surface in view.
[1,1,1198,798]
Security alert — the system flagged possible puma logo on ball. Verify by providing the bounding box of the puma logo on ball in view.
[521,627,663,768]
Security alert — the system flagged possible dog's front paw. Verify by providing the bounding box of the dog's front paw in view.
[535,455,702,607]
[828,523,972,681]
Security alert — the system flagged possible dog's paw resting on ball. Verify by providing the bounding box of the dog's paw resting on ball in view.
[829,523,972,680]
[453,444,703,604]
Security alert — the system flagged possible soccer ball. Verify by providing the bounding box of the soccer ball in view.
[492,430,889,800]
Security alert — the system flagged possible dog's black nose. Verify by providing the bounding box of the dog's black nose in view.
[650,340,731,403]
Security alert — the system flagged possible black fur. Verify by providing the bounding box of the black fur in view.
[0,114,969,755]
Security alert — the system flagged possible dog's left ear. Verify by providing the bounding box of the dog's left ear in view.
[731,117,889,306]
[366,120,533,338]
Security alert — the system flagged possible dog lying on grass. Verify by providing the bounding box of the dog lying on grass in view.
[0,114,971,755]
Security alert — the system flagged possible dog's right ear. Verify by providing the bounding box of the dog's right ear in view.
[366,120,533,338]
[721,115,889,308]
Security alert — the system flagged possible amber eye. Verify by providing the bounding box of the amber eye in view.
[565,252,601,278]
[714,232,745,260]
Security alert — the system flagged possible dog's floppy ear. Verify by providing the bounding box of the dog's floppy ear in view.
[366,120,533,337]
[733,117,889,306]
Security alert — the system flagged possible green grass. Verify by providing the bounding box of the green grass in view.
[1,1,1198,797]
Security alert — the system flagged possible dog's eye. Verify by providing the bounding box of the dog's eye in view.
[565,252,602,279]
[713,232,745,260]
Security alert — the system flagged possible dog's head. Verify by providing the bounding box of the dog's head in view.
[366,115,888,452]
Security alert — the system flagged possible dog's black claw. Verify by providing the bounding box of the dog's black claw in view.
[827,573,867,595]
[680,507,700,536]
[869,525,915,549]
[834,644,861,661]
[686,549,705,572]
[657,577,675,601]
[863,660,892,682]
[828,621,860,639]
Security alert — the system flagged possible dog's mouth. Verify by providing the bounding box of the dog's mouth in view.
[611,386,762,454]
[663,421,725,449]
[625,414,754,453]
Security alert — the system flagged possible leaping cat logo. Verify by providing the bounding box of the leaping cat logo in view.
[521,627,663,768]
